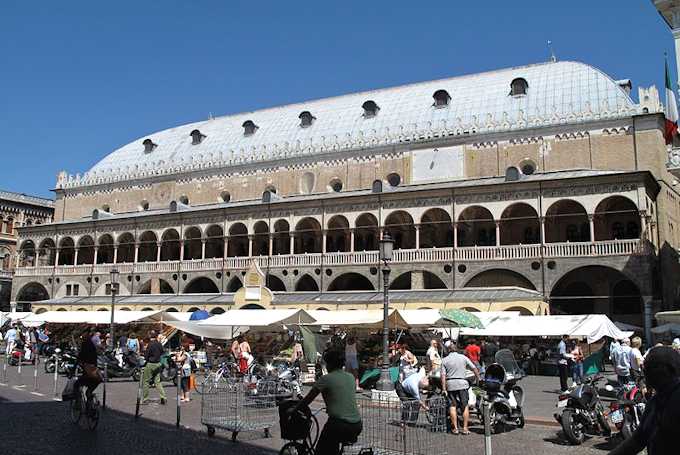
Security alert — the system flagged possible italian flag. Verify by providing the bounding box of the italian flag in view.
[665,58,678,144]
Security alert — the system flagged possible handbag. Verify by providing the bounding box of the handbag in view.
[61,378,77,401]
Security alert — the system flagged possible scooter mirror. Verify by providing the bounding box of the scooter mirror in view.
[55,348,61,354]
[604,385,614,392]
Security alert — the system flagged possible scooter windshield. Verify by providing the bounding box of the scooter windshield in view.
[494,349,523,380]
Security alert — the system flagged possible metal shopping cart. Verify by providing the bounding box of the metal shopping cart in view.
[200,379,277,441]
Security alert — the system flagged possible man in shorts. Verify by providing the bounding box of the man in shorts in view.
[441,342,480,435]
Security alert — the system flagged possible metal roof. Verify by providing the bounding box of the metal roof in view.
[61,61,638,189]
[0,190,54,208]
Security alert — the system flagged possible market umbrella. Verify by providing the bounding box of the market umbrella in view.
[189,309,211,321]
[439,309,484,329]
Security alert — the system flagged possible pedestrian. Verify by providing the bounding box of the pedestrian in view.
[528,344,539,375]
[344,336,360,390]
[91,331,102,350]
[440,342,480,435]
[395,370,430,424]
[464,338,481,369]
[398,344,417,380]
[180,332,194,350]
[141,330,166,405]
[613,338,633,386]
[175,345,192,402]
[126,332,140,355]
[426,339,442,373]
[238,335,252,374]
[628,337,644,380]
[481,337,499,368]
[291,336,304,369]
[557,335,571,393]
[3,324,18,355]
[230,338,241,364]
[608,346,680,455]
[570,340,584,385]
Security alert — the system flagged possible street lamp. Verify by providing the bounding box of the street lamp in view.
[375,233,394,392]
[109,268,120,349]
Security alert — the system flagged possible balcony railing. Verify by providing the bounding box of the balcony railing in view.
[13,238,647,276]
[0,270,12,280]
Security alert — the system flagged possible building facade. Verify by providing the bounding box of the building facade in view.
[0,190,54,311]
[11,61,680,326]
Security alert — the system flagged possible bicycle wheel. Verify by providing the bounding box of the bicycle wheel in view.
[85,396,100,430]
[69,394,83,425]
[279,441,307,455]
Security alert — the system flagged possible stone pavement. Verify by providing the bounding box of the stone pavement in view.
[0,363,621,455]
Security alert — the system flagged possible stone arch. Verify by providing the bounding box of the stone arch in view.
[355,213,379,251]
[187,307,200,313]
[327,215,350,253]
[273,220,291,255]
[137,278,174,294]
[545,199,589,243]
[138,231,158,262]
[252,221,270,256]
[58,237,75,265]
[500,203,540,245]
[160,229,181,261]
[165,307,178,312]
[183,226,202,260]
[328,272,375,291]
[205,225,224,259]
[228,223,249,257]
[226,276,243,292]
[210,307,226,315]
[241,303,265,309]
[19,240,36,267]
[550,265,642,319]
[420,208,453,248]
[116,232,136,263]
[35,308,48,314]
[38,238,56,266]
[391,271,448,290]
[97,234,115,264]
[457,206,495,247]
[296,274,319,291]
[593,196,640,241]
[183,276,219,294]
[266,274,286,291]
[461,307,480,312]
[295,217,322,254]
[505,306,534,316]
[76,235,95,265]
[384,210,416,249]
[15,282,49,311]
[464,269,536,290]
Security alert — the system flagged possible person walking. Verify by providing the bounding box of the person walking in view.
[464,339,481,370]
[570,340,584,385]
[398,344,417,380]
[141,330,166,405]
[344,336,360,390]
[426,339,442,373]
[629,337,644,381]
[557,335,571,393]
[613,338,633,386]
[440,342,480,435]
[3,325,18,355]
[175,346,192,402]
[238,336,252,374]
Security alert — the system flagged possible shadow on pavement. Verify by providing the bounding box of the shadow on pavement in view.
[0,397,278,455]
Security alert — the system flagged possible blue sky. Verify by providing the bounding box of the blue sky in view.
[0,1,676,198]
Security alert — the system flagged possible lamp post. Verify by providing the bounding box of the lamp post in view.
[375,233,394,391]
[109,268,120,350]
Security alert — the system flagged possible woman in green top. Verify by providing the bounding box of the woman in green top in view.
[291,349,362,455]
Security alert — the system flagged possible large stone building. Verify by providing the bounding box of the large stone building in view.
[11,60,680,328]
[0,190,54,311]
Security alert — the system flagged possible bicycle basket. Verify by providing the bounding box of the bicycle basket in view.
[278,400,312,441]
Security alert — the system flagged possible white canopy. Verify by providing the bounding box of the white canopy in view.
[0,312,32,326]
[456,314,632,344]
[201,309,315,328]
[21,310,164,326]
[656,311,680,325]
[306,310,410,329]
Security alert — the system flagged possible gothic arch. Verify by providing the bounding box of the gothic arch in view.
[295,274,319,291]
[328,273,375,291]
[183,276,219,294]
[464,269,536,290]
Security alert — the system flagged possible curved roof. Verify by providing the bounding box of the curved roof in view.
[63,61,638,189]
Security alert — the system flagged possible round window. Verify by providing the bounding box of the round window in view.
[329,178,343,193]
[179,195,189,205]
[387,173,401,187]
[520,160,536,176]
[220,191,231,203]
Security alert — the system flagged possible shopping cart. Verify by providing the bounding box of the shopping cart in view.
[346,395,449,455]
[200,379,277,441]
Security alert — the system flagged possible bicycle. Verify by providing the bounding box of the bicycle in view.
[196,361,234,395]
[279,406,365,455]
[69,387,100,431]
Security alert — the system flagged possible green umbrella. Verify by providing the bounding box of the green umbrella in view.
[439,309,485,329]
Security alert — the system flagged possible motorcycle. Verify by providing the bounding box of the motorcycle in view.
[264,361,303,400]
[607,379,646,440]
[555,374,611,445]
[476,349,526,433]
[8,344,37,366]
[98,350,142,381]
[44,347,79,374]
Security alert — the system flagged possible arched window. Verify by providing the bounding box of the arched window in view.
[432,89,451,107]
[510,78,528,96]
[143,138,157,153]
[190,129,206,145]
[242,120,258,136]
[362,100,379,118]
[299,111,315,128]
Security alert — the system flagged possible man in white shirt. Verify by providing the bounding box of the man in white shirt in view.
[3,325,18,355]
[613,338,632,385]
[557,335,571,392]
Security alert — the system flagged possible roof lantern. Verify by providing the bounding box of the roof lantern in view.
[510,78,529,96]
[190,129,206,145]
[142,139,157,153]
[362,100,380,118]
[299,111,316,128]
[432,89,451,107]
[242,120,258,136]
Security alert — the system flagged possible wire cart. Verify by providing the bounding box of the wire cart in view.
[347,395,449,455]
[200,379,277,441]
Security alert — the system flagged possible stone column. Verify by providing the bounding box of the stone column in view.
[179,241,185,261]
[223,238,229,259]
[415,226,420,249]
[248,236,253,257]
[643,296,654,346]
[93,246,99,265]
[113,245,118,263]
[495,222,501,247]
[453,223,458,247]
[156,242,162,262]
[539,217,546,244]
[268,234,273,256]
[639,211,647,239]
[289,235,295,255]
[322,231,327,253]
[350,230,355,252]
[134,243,139,263]
[73,248,79,266]
[55,249,60,267]
[151,277,160,294]
[588,215,595,243]
[411,270,424,289]
[201,239,207,259]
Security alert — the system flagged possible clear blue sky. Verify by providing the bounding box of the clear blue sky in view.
[0,1,676,198]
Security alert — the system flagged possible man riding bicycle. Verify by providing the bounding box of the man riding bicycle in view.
[74,330,102,404]
[287,349,362,455]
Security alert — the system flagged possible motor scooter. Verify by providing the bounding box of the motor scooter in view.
[476,349,526,433]
[607,379,646,440]
[98,350,142,381]
[554,374,611,445]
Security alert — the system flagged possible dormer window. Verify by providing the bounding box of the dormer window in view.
[362,100,379,118]
[242,120,258,136]
[510,78,528,96]
[190,129,206,145]
[143,139,157,153]
[432,90,451,107]
[299,111,316,128]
